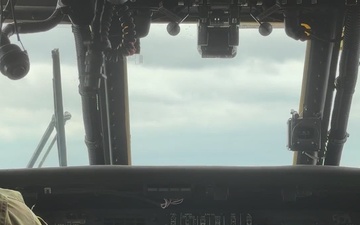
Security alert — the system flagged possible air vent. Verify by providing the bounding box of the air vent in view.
[104,217,145,225]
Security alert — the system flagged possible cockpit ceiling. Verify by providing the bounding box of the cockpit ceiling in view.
[10,0,283,25]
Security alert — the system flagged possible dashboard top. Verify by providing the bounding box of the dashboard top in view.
[0,165,359,189]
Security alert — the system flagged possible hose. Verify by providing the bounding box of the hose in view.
[91,0,105,42]
[65,0,94,26]
[2,6,64,37]
[325,5,360,165]
[72,24,105,165]
[100,1,115,49]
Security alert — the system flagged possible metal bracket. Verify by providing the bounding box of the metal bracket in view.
[287,110,322,152]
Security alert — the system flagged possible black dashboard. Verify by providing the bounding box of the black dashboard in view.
[1,166,360,225]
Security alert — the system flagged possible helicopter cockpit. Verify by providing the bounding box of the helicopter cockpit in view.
[0,1,360,225]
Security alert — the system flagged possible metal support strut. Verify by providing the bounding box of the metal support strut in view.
[325,5,360,166]
[286,5,344,165]
[52,49,68,167]
[101,53,131,165]
[27,49,70,168]
[70,0,134,165]
[27,113,71,168]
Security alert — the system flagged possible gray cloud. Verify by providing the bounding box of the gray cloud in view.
[131,126,293,166]
[127,60,304,131]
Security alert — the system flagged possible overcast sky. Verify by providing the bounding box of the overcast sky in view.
[0,24,360,168]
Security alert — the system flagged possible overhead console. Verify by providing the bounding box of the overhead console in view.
[1,166,360,225]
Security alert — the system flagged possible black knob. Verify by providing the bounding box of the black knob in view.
[167,22,180,36]
[259,22,273,36]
